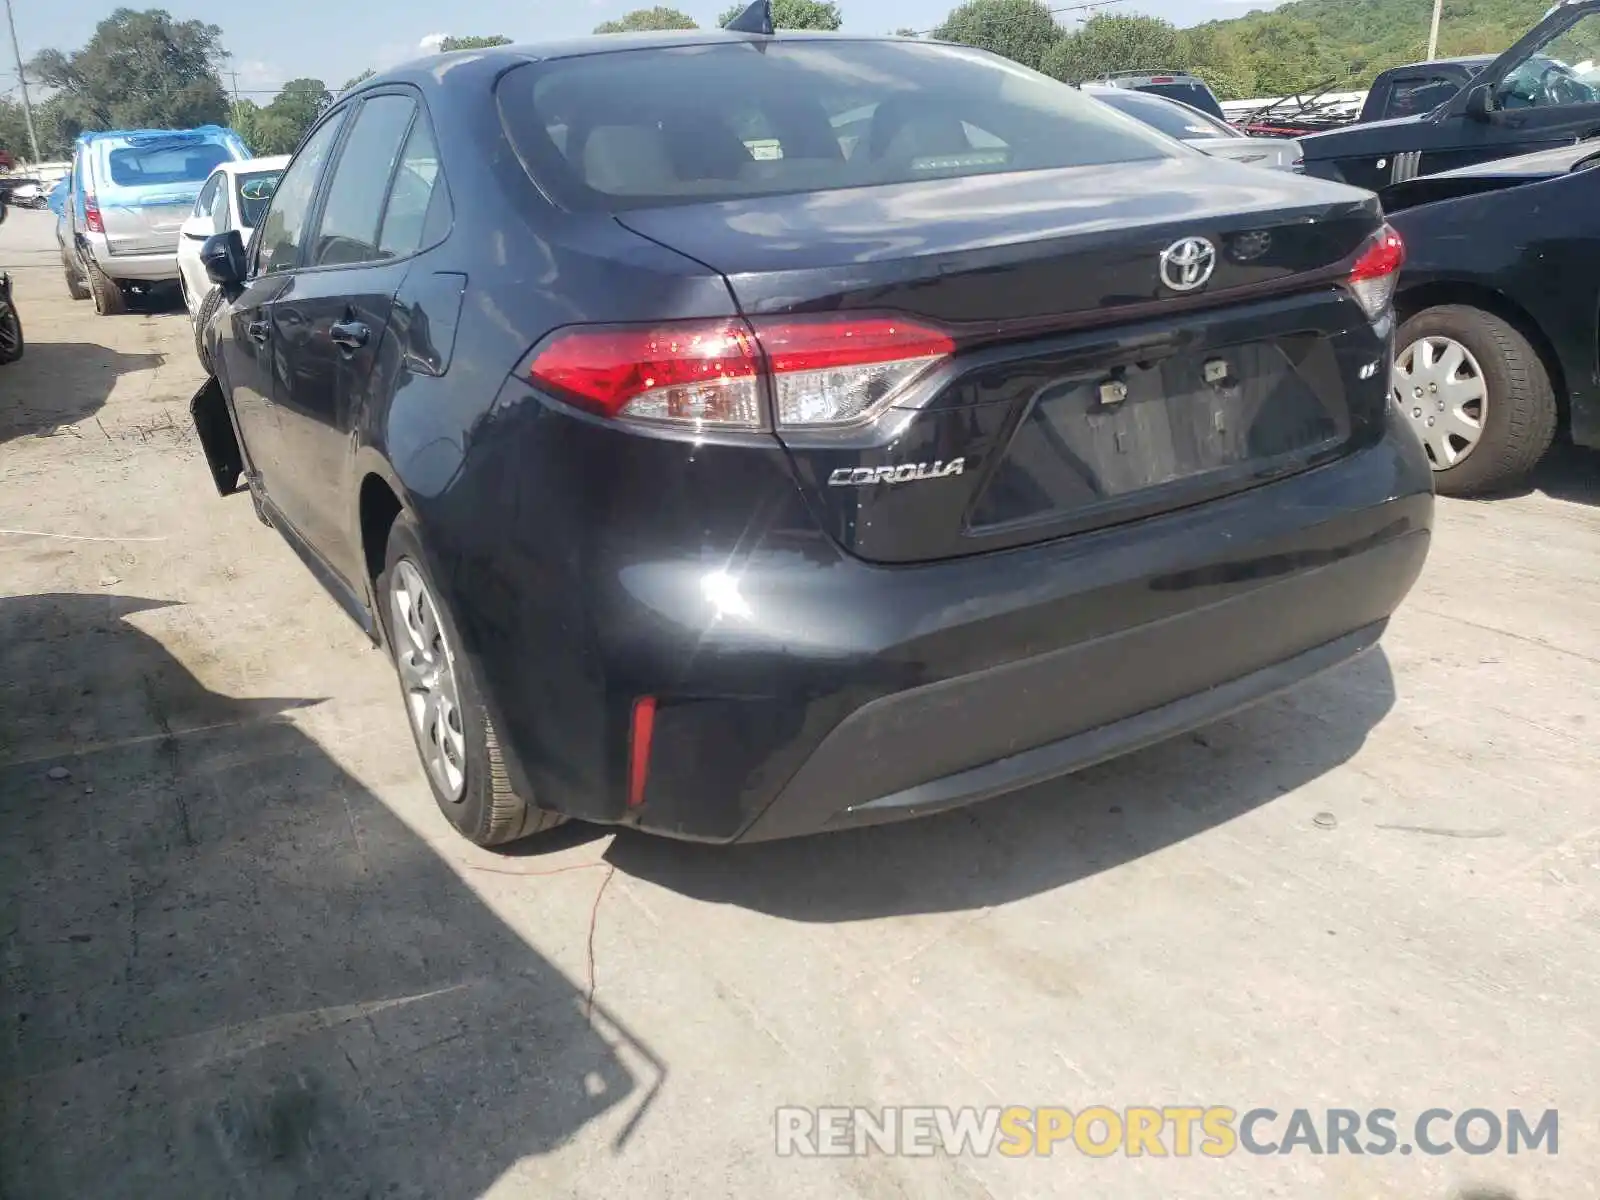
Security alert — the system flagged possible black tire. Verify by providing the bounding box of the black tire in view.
[86,259,127,316]
[62,254,90,301]
[0,304,22,364]
[377,513,565,847]
[194,286,224,374]
[1396,305,1558,497]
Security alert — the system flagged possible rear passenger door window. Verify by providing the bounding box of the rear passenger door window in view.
[377,113,448,259]
[308,95,417,268]
[255,112,347,275]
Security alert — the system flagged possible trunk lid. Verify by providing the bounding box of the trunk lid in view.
[619,160,1390,565]
[87,129,244,256]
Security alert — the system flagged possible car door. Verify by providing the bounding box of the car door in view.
[1423,6,1600,177]
[215,112,348,508]
[177,171,225,309]
[268,91,441,583]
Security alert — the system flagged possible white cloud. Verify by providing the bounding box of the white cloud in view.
[418,32,448,51]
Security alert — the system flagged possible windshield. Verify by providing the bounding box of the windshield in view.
[498,41,1175,212]
[235,170,283,228]
[1096,91,1238,141]
[1494,10,1600,109]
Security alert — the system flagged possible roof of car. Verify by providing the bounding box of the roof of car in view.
[1380,54,1496,75]
[213,155,290,174]
[346,29,945,94]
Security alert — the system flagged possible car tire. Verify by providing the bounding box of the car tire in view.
[194,286,224,374]
[62,254,90,301]
[86,259,127,316]
[377,512,566,847]
[0,302,23,364]
[1395,305,1557,497]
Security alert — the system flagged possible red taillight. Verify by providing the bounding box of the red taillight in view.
[1348,224,1405,320]
[83,195,104,234]
[1149,76,1176,83]
[528,321,762,426]
[526,314,955,431]
[627,696,657,809]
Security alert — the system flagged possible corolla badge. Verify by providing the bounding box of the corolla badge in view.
[1160,236,1217,292]
[828,459,967,487]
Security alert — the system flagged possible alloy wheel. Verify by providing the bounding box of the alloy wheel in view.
[389,560,467,801]
[1393,335,1487,470]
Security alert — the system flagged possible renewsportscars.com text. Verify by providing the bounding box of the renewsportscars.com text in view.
[775,1106,1559,1159]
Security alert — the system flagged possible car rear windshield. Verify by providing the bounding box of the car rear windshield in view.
[1098,91,1238,141]
[497,40,1176,212]
[1133,82,1226,120]
[106,141,233,188]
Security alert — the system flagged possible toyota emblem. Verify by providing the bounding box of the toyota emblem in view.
[1160,237,1217,292]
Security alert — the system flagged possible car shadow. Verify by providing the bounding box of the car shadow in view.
[0,342,166,445]
[0,593,660,1198]
[606,648,1396,922]
[1531,442,1600,506]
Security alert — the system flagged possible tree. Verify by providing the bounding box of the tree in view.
[244,78,332,155]
[1042,13,1181,83]
[717,0,843,31]
[594,7,698,32]
[931,0,1063,72]
[893,27,920,37]
[30,8,229,132]
[439,34,512,51]
[341,69,377,92]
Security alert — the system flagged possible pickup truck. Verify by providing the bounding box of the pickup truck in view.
[1301,0,1600,191]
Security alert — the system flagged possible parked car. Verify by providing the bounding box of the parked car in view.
[189,30,1431,848]
[1302,1,1600,190]
[1382,141,1600,494]
[1084,85,1304,171]
[62,126,251,315]
[1092,70,1229,120]
[177,155,289,368]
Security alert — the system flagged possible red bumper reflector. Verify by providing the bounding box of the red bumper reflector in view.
[628,696,657,808]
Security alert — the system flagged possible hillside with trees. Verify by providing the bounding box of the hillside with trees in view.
[934,0,1554,100]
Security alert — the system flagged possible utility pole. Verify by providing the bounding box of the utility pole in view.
[1427,0,1444,60]
[2,0,40,163]
[225,69,241,107]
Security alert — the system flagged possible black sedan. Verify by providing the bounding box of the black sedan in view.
[1384,143,1600,494]
[190,27,1432,847]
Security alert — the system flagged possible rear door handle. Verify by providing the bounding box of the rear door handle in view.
[330,320,370,352]
[247,319,269,344]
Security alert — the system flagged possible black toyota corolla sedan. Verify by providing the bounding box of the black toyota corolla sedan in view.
[189,29,1433,847]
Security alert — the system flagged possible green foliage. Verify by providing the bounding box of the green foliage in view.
[439,34,513,51]
[239,78,332,155]
[29,8,229,134]
[1041,13,1180,82]
[1191,0,1552,96]
[594,7,699,33]
[341,69,377,93]
[717,0,844,31]
[893,27,920,37]
[932,0,1064,71]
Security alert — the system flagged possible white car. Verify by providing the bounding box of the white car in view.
[177,156,290,319]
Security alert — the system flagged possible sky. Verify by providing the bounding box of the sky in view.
[3,0,1288,102]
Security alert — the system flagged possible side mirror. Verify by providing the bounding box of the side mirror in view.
[1462,82,1494,121]
[201,230,247,291]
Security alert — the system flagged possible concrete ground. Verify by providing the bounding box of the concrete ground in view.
[2,208,1597,1200]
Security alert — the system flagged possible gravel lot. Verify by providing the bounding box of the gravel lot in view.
[3,206,1599,1199]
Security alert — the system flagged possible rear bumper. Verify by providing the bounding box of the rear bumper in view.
[82,236,178,281]
[448,403,1432,844]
